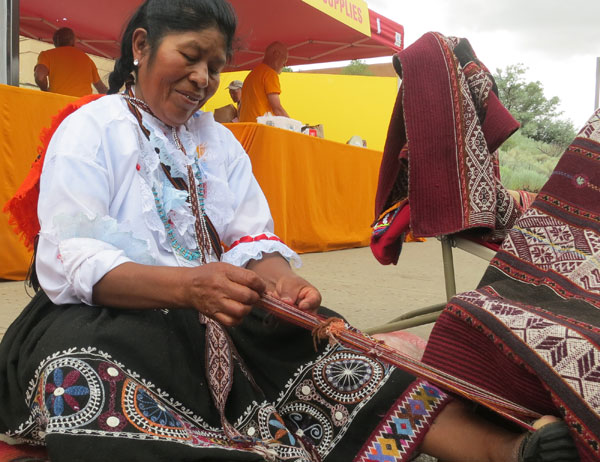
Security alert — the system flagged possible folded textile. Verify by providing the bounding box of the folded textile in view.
[423,109,600,462]
[371,32,521,264]
[370,200,409,265]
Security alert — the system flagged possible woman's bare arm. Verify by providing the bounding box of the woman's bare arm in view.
[93,261,266,325]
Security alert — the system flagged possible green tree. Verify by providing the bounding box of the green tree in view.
[341,59,373,76]
[494,64,575,148]
[281,66,294,73]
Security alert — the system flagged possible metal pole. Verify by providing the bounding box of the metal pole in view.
[0,0,19,86]
[595,57,600,111]
[0,1,6,85]
[440,236,457,301]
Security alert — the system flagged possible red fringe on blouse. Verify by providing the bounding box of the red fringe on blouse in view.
[3,94,104,250]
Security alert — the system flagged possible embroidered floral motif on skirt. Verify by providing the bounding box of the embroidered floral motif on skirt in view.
[0,293,447,461]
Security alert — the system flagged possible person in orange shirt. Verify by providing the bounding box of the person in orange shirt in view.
[34,28,108,97]
[239,41,289,122]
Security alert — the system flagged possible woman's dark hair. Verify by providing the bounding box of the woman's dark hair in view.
[107,0,237,94]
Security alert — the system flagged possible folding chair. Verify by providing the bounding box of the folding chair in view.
[364,235,498,334]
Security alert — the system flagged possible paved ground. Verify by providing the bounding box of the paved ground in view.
[1,239,490,341]
[294,239,489,338]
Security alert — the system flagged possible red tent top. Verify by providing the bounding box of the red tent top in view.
[20,0,404,70]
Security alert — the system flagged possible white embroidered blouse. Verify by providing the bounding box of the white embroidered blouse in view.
[36,95,300,305]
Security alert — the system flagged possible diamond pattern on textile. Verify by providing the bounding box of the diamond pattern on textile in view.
[580,112,600,143]
[355,381,449,462]
[202,315,241,440]
[457,291,600,415]
[500,208,600,295]
[463,62,493,116]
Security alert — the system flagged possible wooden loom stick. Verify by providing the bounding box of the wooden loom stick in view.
[258,294,539,432]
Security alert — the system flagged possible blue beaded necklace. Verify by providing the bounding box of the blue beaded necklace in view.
[123,94,210,263]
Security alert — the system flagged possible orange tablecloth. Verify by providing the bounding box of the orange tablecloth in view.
[0,85,382,279]
[0,85,75,280]
[225,123,382,253]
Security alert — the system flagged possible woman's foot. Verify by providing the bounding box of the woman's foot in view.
[515,416,579,462]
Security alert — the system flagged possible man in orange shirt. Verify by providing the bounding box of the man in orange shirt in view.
[34,28,108,97]
[239,42,290,123]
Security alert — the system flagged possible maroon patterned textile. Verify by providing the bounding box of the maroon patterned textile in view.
[372,32,521,265]
[422,109,600,462]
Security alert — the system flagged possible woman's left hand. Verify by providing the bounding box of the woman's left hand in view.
[271,274,322,313]
[247,253,322,312]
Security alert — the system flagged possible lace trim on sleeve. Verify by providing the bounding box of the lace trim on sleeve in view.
[222,233,301,268]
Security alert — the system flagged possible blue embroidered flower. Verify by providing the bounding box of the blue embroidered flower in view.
[45,368,89,416]
[136,389,182,427]
[269,413,296,446]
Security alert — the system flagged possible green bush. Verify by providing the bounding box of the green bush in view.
[341,60,374,76]
[492,63,575,192]
[498,131,561,192]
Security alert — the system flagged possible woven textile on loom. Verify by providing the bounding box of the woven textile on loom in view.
[423,109,600,462]
[371,32,522,265]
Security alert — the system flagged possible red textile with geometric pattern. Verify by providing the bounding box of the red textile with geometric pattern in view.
[371,32,522,266]
[373,33,521,250]
[422,109,600,462]
[401,32,521,238]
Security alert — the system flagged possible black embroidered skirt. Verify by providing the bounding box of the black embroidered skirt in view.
[0,292,450,461]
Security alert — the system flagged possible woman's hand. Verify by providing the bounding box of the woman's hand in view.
[247,253,322,313]
[184,262,266,326]
[271,273,322,313]
[92,257,319,324]
[92,262,264,326]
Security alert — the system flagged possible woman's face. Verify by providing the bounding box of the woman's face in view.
[133,27,227,126]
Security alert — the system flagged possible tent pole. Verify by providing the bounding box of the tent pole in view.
[1,0,19,86]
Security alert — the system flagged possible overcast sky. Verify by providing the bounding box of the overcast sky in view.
[303,0,600,130]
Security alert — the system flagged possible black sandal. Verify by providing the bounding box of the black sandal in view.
[518,421,580,462]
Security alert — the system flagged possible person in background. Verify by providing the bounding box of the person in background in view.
[239,41,289,122]
[228,79,242,109]
[34,27,108,97]
[214,79,243,123]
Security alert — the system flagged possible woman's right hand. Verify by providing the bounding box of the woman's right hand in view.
[183,262,266,326]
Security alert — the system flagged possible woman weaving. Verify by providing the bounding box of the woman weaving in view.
[0,1,578,461]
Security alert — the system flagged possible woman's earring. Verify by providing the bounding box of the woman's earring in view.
[133,58,139,66]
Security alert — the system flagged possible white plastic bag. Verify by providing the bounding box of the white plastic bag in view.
[256,112,304,133]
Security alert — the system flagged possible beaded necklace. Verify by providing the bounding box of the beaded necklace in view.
[122,92,213,264]
[171,125,213,264]
[123,94,265,456]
